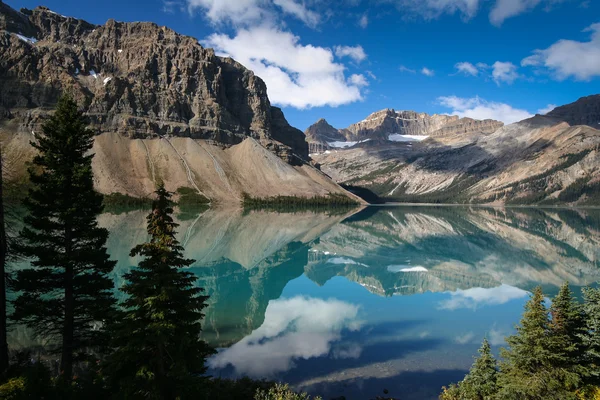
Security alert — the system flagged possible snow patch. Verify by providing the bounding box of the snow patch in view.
[14,34,37,44]
[387,265,427,273]
[103,77,112,85]
[388,134,429,142]
[327,257,369,268]
[75,68,79,75]
[328,139,370,148]
[89,70,98,79]
[118,49,123,53]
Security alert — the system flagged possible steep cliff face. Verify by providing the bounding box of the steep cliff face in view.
[547,94,600,128]
[304,108,503,144]
[0,2,308,162]
[313,96,600,206]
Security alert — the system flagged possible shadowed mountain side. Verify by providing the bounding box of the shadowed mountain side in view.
[313,111,600,205]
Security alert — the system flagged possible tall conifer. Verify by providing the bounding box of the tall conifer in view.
[496,286,571,399]
[105,186,213,399]
[11,95,116,382]
[583,287,600,385]
[548,282,588,391]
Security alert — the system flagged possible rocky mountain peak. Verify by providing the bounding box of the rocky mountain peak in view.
[547,94,600,128]
[305,108,504,145]
[0,2,308,163]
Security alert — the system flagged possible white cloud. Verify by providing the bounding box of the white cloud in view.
[388,0,481,21]
[186,0,320,27]
[359,14,369,28]
[208,296,361,377]
[438,96,534,124]
[187,0,266,25]
[521,23,600,81]
[334,45,367,63]
[421,67,435,76]
[204,26,364,109]
[399,65,416,73]
[273,0,320,27]
[538,104,557,114]
[492,61,519,85]
[455,61,480,76]
[439,284,529,310]
[490,0,541,26]
[349,74,369,87]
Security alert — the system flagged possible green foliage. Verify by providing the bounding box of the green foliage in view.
[583,287,600,385]
[241,192,360,211]
[441,284,600,400]
[440,338,498,400]
[254,383,322,400]
[176,187,210,206]
[104,185,214,399]
[10,95,116,380]
[547,283,589,391]
[0,377,25,399]
[496,286,576,399]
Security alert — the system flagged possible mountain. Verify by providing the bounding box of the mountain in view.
[0,3,360,204]
[305,109,503,146]
[310,97,600,205]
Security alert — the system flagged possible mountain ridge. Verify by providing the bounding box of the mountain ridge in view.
[311,95,600,205]
[0,2,364,204]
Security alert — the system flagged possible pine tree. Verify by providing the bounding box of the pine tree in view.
[547,282,588,391]
[496,286,573,400]
[461,338,499,399]
[583,287,600,385]
[0,148,8,377]
[10,95,116,382]
[105,186,213,399]
[440,338,499,400]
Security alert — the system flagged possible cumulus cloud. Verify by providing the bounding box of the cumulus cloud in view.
[208,296,362,377]
[521,22,600,81]
[204,26,365,109]
[492,61,520,85]
[489,0,571,26]
[187,0,266,25]
[421,67,435,76]
[273,0,320,27]
[387,0,481,21]
[438,96,534,124]
[334,45,368,63]
[455,62,480,76]
[439,284,529,310]
[490,0,541,26]
[187,0,320,27]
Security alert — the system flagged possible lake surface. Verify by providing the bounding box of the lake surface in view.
[12,206,600,399]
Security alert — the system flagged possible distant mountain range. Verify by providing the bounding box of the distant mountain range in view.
[308,95,600,205]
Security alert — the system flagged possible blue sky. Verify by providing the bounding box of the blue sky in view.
[8,0,600,130]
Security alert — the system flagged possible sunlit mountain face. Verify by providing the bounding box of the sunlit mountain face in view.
[9,206,600,399]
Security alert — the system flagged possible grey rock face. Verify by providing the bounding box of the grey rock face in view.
[547,94,600,128]
[304,108,503,144]
[0,3,308,162]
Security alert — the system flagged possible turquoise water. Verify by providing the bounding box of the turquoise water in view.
[16,206,600,399]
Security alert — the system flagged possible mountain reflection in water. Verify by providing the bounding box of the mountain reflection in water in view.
[30,207,600,399]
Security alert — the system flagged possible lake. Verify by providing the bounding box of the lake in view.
[12,205,600,399]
